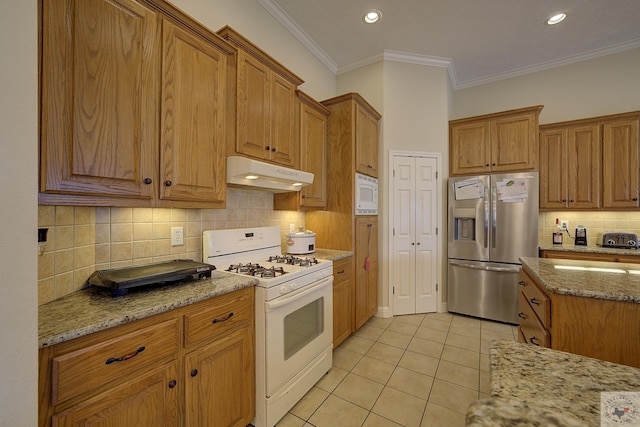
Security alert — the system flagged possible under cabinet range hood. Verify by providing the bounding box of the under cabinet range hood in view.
[226,156,313,192]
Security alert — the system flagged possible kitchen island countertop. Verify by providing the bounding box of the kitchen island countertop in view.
[39,271,257,348]
[466,339,640,426]
[520,256,640,303]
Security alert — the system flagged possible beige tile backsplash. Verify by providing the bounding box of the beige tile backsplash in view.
[538,211,640,246]
[37,188,305,305]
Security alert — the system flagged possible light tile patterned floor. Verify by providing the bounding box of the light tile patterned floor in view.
[276,312,518,427]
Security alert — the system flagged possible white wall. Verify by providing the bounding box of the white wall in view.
[337,61,450,314]
[0,0,38,425]
[452,48,640,123]
[171,0,336,100]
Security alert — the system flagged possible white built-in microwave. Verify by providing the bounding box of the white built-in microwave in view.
[355,173,378,215]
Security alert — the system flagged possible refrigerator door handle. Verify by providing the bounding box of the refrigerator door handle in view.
[449,260,521,274]
[491,183,497,249]
[484,187,489,249]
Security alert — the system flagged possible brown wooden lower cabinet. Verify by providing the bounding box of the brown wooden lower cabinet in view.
[332,256,353,348]
[519,267,640,368]
[39,287,255,427]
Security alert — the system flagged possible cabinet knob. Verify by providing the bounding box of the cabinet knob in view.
[265,145,270,151]
[190,369,199,377]
[143,178,152,185]
[168,380,177,389]
[367,164,373,169]
[272,147,277,152]
[633,198,638,201]
[562,199,567,203]
[164,180,172,187]
[412,242,415,245]
[569,199,575,203]
[492,163,496,166]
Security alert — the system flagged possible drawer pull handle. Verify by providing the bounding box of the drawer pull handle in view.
[337,269,345,274]
[518,281,526,286]
[530,298,539,306]
[518,312,527,319]
[212,312,234,324]
[529,337,540,346]
[105,346,145,365]
[191,369,199,377]
[168,380,177,389]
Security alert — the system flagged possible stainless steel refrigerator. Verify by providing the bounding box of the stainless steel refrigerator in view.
[447,172,539,324]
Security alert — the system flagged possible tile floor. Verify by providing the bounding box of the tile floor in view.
[276,312,518,427]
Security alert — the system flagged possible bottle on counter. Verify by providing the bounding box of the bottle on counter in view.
[553,218,563,245]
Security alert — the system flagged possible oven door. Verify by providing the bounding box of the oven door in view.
[264,275,333,396]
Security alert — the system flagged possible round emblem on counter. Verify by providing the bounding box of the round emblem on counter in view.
[601,393,640,425]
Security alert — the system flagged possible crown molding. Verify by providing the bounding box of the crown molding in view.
[256,0,338,74]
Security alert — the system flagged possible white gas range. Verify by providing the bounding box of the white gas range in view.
[203,226,333,427]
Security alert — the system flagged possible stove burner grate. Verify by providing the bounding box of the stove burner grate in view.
[226,263,287,278]
[267,255,319,267]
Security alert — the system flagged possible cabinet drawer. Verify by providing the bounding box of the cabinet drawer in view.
[518,292,550,348]
[333,258,352,282]
[519,270,550,327]
[184,287,253,349]
[52,318,179,405]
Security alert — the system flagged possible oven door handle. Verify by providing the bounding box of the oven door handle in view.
[265,276,332,311]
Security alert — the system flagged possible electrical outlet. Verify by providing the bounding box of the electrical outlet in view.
[560,220,569,230]
[171,227,184,246]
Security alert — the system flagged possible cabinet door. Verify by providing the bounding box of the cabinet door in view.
[332,257,353,348]
[270,73,298,167]
[602,118,639,208]
[491,111,538,172]
[356,105,379,177]
[40,0,158,199]
[236,51,270,160]
[185,327,255,427]
[449,120,491,175]
[299,98,328,208]
[160,19,227,205]
[355,216,378,330]
[539,129,568,209]
[567,124,601,208]
[53,362,178,427]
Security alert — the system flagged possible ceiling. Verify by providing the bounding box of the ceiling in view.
[257,0,640,89]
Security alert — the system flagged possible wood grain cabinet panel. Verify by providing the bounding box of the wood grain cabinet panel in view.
[39,288,255,427]
[39,0,234,207]
[274,90,329,210]
[539,111,640,211]
[332,257,353,348]
[449,106,542,176]
[218,26,303,168]
[306,93,381,340]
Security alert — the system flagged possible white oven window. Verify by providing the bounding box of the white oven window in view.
[283,298,324,360]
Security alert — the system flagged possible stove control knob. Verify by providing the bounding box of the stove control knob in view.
[279,285,288,295]
[607,239,616,246]
[289,282,297,291]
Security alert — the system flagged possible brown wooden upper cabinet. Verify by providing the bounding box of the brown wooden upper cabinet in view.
[539,111,639,210]
[39,0,234,208]
[218,26,304,169]
[449,106,543,176]
[274,91,329,210]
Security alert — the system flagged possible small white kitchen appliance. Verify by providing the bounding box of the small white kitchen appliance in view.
[285,229,316,254]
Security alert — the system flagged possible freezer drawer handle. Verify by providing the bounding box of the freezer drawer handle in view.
[529,298,540,306]
[449,261,520,273]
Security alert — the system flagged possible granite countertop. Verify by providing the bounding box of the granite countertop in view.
[466,340,640,426]
[520,256,640,303]
[313,248,354,261]
[539,243,640,257]
[39,271,257,348]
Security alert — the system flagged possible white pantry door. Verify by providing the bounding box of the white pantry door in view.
[392,155,439,315]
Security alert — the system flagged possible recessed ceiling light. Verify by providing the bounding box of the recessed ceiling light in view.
[547,12,567,25]
[364,10,381,24]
